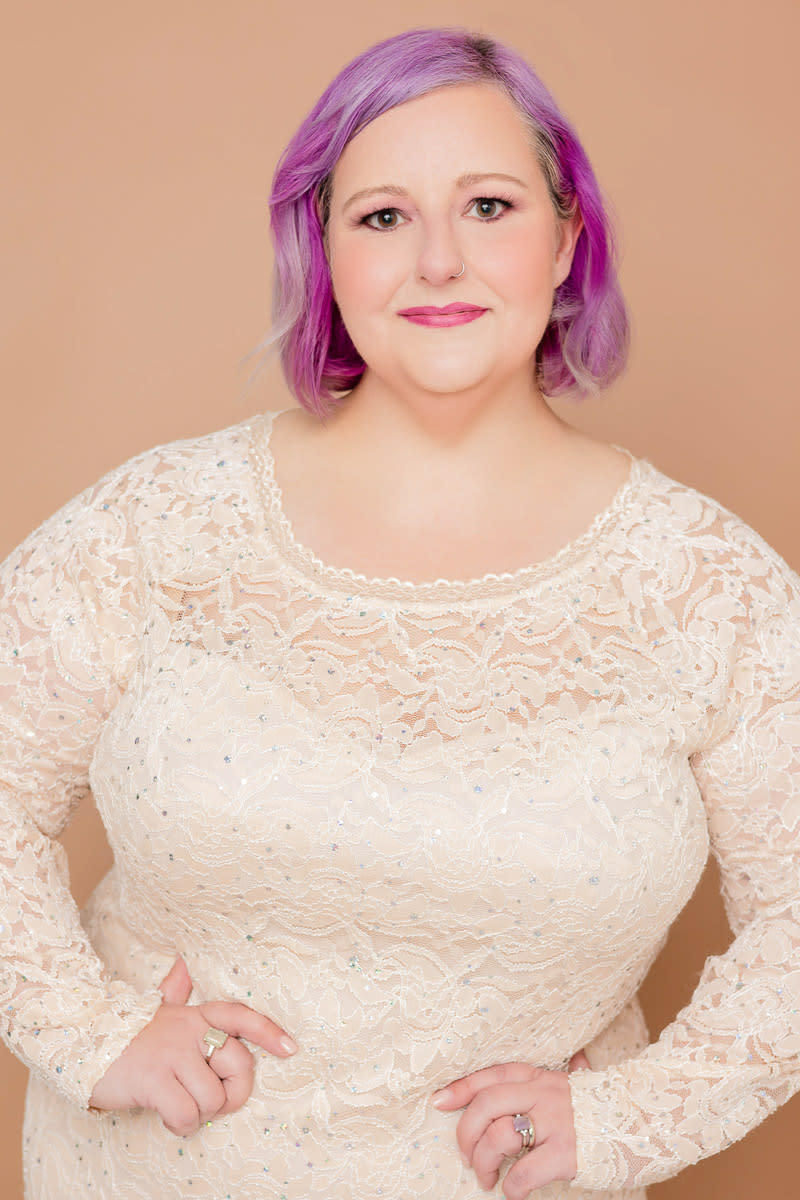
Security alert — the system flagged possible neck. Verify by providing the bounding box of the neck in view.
[319,371,570,473]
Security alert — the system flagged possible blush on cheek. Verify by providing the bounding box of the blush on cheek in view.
[478,234,554,295]
[332,247,398,317]
[514,240,556,283]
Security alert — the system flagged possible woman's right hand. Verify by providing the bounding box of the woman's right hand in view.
[88,955,297,1136]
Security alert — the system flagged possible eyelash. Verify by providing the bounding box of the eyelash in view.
[358,194,515,231]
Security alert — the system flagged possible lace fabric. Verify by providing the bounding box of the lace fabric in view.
[1,411,799,1198]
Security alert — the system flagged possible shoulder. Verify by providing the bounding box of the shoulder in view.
[92,415,259,509]
[3,416,264,582]
[99,415,267,575]
[631,457,800,621]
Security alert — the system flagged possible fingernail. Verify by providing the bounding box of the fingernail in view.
[430,1088,452,1109]
[279,1035,298,1055]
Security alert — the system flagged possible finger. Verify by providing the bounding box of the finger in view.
[157,1075,202,1138]
[470,1114,524,1191]
[204,1035,255,1116]
[172,1054,227,1126]
[502,1140,576,1199]
[456,1081,538,1163]
[567,1049,590,1072]
[198,1001,298,1057]
[159,955,193,1005]
[431,1062,537,1112]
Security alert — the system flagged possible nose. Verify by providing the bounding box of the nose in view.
[415,217,464,286]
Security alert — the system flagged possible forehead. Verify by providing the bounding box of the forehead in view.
[331,83,539,188]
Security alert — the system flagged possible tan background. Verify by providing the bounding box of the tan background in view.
[2,1,799,1196]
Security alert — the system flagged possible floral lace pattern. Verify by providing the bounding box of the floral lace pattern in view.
[2,410,799,1198]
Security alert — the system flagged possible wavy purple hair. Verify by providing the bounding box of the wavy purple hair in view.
[248,26,629,418]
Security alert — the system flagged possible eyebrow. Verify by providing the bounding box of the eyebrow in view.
[341,172,530,215]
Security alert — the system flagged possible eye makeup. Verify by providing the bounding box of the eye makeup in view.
[356,194,516,231]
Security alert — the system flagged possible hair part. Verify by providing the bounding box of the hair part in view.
[244,27,629,418]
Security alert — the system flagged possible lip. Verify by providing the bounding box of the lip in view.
[398,303,488,328]
[398,303,486,315]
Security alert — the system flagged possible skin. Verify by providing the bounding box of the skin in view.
[90,82,606,1184]
[88,957,297,1134]
[431,1057,590,1196]
[272,81,631,586]
[326,83,578,423]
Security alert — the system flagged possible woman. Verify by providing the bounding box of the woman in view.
[2,24,799,1200]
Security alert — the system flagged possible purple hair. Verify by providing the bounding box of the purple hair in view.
[251,27,629,417]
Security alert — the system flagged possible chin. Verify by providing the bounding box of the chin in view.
[405,375,491,399]
[402,359,496,394]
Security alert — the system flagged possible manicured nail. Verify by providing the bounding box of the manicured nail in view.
[279,1035,298,1055]
[431,1088,452,1109]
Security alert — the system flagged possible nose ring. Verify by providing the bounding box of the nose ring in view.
[452,261,465,278]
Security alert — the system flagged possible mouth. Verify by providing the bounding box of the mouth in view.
[398,303,488,328]
[398,303,486,316]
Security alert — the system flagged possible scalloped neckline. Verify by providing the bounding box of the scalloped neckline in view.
[248,408,650,605]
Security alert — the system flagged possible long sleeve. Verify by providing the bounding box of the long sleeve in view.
[0,467,163,1108]
[568,530,800,1190]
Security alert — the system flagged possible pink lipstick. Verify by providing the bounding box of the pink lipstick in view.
[398,303,487,328]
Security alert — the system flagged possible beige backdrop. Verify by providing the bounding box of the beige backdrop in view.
[2,2,799,1197]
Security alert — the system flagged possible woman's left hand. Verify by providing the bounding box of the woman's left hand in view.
[431,1051,589,1197]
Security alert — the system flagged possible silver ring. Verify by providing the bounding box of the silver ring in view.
[512,1112,536,1152]
[202,1026,228,1060]
[453,261,465,278]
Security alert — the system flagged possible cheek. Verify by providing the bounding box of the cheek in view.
[330,236,397,314]
[480,227,557,301]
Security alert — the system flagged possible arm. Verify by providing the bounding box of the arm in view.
[567,536,800,1190]
[0,453,299,1129]
[0,466,164,1108]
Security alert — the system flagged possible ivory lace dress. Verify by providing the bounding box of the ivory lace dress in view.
[2,409,800,1200]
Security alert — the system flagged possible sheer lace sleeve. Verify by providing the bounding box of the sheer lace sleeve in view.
[0,465,163,1109]
[568,529,800,1190]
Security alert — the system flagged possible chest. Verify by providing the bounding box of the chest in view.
[88,597,711,952]
[277,471,631,587]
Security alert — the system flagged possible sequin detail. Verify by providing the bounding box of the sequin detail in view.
[2,413,799,1198]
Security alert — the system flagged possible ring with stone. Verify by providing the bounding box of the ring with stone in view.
[202,1027,229,1060]
[512,1113,536,1152]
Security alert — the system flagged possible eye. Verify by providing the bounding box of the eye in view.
[469,196,514,220]
[361,208,406,231]
[358,195,514,231]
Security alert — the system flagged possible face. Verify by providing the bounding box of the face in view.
[325,82,583,403]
